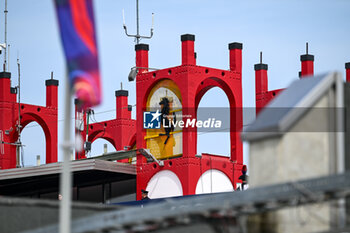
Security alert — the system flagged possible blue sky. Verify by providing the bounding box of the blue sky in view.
[2,0,349,166]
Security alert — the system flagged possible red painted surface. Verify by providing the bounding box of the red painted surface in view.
[301,60,314,77]
[300,54,314,78]
[135,35,244,200]
[255,64,284,115]
[0,72,58,169]
[255,52,315,115]
[75,90,136,159]
[346,63,350,83]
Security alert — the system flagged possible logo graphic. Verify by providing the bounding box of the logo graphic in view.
[143,110,161,129]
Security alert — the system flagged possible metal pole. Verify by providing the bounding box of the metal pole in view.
[136,0,139,44]
[16,56,21,167]
[7,44,9,71]
[260,51,262,64]
[4,0,7,71]
[59,77,73,233]
[335,72,345,228]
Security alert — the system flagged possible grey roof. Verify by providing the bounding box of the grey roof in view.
[0,159,136,196]
[0,159,136,181]
[241,72,342,141]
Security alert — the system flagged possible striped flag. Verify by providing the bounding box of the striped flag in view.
[54,0,102,109]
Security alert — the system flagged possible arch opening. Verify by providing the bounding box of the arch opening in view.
[195,169,233,194]
[196,87,230,157]
[145,79,183,160]
[89,138,116,157]
[20,122,46,166]
[145,170,183,199]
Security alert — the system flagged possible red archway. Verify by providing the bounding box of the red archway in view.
[135,35,245,200]
[0,73,58,169]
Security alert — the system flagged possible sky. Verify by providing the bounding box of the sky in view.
[1,0,349,166]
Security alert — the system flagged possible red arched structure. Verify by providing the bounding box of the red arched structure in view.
[75,90,136,159]
[135,34,245,200]
[0,72,58,169]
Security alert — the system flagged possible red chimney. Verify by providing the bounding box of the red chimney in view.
[45,79,59,108]
[115,90,131,119]
[0,72,11,102]
[228,42,243,74]
[181,34,196,66]
[346,62,350,83]
[135,44,149,74]
[255,56,268,115]
[300,43,314,78]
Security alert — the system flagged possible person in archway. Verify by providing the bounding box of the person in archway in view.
[159,97,176,145]
[238,165,248,190]
[141,189,150,200]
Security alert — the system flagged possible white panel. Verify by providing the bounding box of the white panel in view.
[195,169,233,194]
[146,170,183,199]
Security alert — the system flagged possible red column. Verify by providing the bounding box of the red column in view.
[229,43,242,73]
[300,54,314,78]
[115,89,132,152]
[181,34,196,66]
[45,79,59,163]
[228,43,243,162]
[255,63,268,115]
[135,44,149,165]
[45,79,59,107]
[115,90,131,119]
[346,62,350,83]
[135,44,149,74]
[75,99,86,159]
[0,72,15,169]
[0,72,11,102]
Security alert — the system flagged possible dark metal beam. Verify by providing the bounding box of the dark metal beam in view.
[23,172,350,233]
[87,150,137,161]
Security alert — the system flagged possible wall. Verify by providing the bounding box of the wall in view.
[248,90,337,233]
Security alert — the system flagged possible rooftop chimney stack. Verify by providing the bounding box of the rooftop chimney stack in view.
[255,52,268,115]
[228,42,243,74]
[300,42,314,78]
[181,34,196,66]
[45,72,59,108]
[0,72,11,102]
[345,62,350,83]
[115,89,131,119]
[135,44,149,74]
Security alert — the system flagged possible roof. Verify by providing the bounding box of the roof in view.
[0,159,136,196]
[241,72,343,141]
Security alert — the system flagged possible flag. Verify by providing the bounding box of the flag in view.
[54,0,102,109]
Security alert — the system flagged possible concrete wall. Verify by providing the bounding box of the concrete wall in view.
[248,89,337,233]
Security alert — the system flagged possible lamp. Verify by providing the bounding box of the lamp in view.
[128,67,138,82]
[128,67,159,82]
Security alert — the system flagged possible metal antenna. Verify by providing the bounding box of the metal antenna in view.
[3,0,8,71]
[260,51,263,64]
[123,0,154,44]
[7,44,9,71]
[16,54,22,167]
[120,82,123,90]
[51,71,54,80]
[306,42,309,55]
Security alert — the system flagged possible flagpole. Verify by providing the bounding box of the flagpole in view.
[59,75,73,233]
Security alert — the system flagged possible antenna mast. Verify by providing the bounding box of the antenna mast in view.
[16,54,23,167]
[123,0,154,44]
[3,0,7,71]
